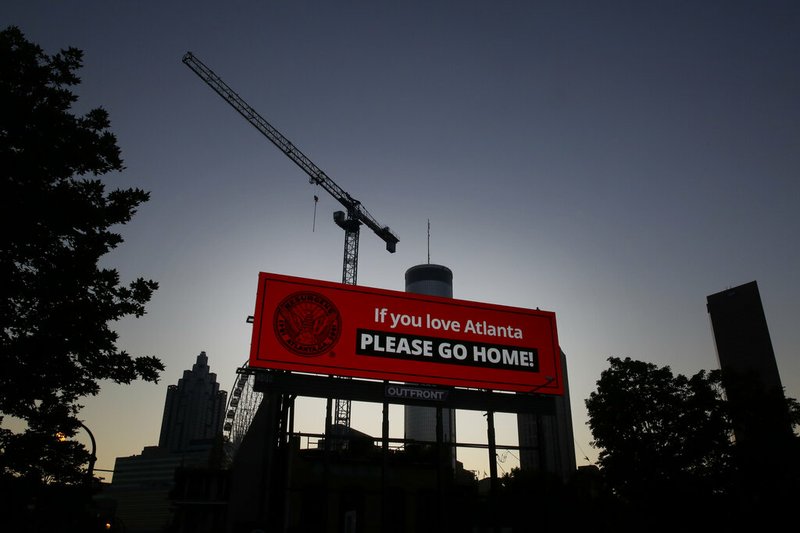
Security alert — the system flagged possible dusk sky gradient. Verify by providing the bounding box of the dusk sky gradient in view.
[3,1,799,480]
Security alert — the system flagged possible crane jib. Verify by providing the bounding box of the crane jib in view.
[182,51,399,259]
[184,50,401,430]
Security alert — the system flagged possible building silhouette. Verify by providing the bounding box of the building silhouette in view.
[159,350,227,452]
[706,281,792,445]
[707,280,797,520]
[108,351,227,533]
[403,264,457,464]
[517,348,576,480]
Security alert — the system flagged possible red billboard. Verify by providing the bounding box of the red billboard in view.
[249,272,563,394]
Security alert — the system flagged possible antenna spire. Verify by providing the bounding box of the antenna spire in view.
[427,219,430,264]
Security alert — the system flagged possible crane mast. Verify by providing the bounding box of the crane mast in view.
[183,52,399,429]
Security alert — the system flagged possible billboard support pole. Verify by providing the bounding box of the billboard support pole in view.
[324,395,332,512]
[486,409,499,533]
[435,406,446,531]
[381,395,389,532]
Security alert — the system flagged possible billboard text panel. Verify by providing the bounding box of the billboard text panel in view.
[249,272,563,394]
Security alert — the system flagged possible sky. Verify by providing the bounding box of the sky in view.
[3,0,799,481]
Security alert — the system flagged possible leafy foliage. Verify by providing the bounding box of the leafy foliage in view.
[586,356,800,529]
[0,25,163,484]
[586,358,736,507]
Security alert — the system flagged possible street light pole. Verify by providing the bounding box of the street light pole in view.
[78,422,97,487]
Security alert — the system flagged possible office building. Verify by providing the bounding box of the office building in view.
[403,264,457,459]
[159,351,227,452]
[108,351,227,532]
[706,281,793,447]
[517,348,576,480]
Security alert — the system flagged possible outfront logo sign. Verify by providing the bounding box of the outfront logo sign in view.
[249,272,563,394]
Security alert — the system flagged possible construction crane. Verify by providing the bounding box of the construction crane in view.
[182,52,398,430]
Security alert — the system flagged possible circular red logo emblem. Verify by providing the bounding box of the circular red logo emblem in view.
[274,291,341,357]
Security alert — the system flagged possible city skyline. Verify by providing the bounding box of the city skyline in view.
[2,1,798,480]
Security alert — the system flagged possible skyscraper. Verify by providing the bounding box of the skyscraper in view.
[159,350,228,452]
[706,281,792,447]
[404,264,457,457]
[110,351,228,531]
[517,349,576,480]
[706,280,795,520]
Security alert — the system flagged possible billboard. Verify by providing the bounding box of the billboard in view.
[249,272,563,394]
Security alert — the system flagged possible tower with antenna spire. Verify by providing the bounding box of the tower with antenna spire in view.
[404,263,457,466]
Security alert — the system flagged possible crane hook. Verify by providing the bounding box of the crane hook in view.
[312,193,319,232]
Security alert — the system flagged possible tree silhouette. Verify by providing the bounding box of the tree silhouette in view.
[0,25,163,485]
[586,356,800,530]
